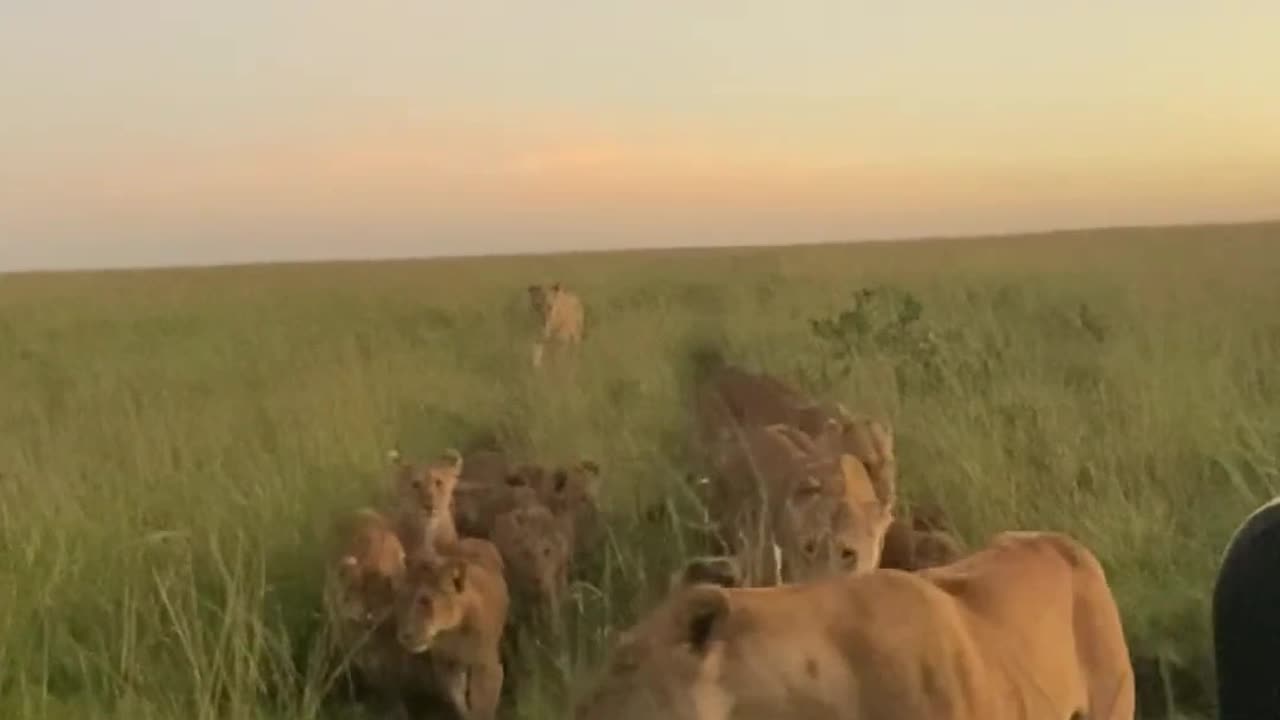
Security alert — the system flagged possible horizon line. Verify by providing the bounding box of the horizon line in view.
[4,215,1278,278]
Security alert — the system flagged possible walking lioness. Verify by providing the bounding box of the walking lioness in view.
[575,530,1134,720]
[528,282,585,368]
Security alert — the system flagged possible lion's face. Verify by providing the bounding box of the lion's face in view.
[330,555,399,626]
[527,284,554,319]
[492,503,570,608]
[574,585,731,720]
[397,461,460,517]
[777,454,894,580]
[540,460,601,521]
[394,556,470,654]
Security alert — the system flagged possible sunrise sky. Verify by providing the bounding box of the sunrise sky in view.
[3,2,1279,270]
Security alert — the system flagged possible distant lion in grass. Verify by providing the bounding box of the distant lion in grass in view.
[527,282,585,368]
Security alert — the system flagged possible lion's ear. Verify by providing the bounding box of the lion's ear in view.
[450,562,468,593]
[437,449,463,476]
[678,585,730,656]
[337,555,360,577]
[677,556,742,590]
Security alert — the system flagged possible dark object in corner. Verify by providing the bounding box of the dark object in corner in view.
[1212,496,1280,720]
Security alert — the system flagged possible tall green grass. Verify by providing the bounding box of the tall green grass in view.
[2,221,1279,719]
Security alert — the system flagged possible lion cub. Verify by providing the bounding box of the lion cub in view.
[327,508,460,718]
[390,448,464,560]
[491,499,572,617]
[395,537,510,720]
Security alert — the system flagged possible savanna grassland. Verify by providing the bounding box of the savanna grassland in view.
[2,221,1279,719]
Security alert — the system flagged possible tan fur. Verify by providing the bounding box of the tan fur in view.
[395,538,510,720]
[531,459,602,557]
[491,501,572,614]
[812,412,897,509]
[693,364,896,513]
[391,449,464,559]
[880,519,966,572]
[453,456,602,564]
[326,508,456,716]
[453,474,542,541]
[575,531,1135,720]
[459,449,511,486]
[528,282,585,368]
[693,364,820,454]
[706,424,895,585]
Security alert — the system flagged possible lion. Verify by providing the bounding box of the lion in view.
[528,282,585,368]
[574,530,1135,720]
[328,508,406,627]
[490,500,572,617]
[454,457,602,558]
[692,362,897,513]
[809,409,897,508]
[325,508,460,718]
[530,459,602,558]
[395,537,510,720]
[879,501,966,572]
[704,421,895,585]
[879,522,965,572]
[450,456,540,540]
[390,448,464,559]
[1213,495,1280,719]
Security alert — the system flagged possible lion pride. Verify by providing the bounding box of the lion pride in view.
[528,282,585,368]
[575,530,1135,720]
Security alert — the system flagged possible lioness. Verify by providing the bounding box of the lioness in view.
[575,530,1135,720]
[693,362,897,515]
[528,282,585,368]
[391,448,464,559]
[705,422,895,584]
[326,508,460,718]
[396,537,510,720]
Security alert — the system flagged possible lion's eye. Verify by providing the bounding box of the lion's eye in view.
[803,540,818,556]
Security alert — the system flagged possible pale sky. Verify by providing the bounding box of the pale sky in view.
[3,2,1279,271]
